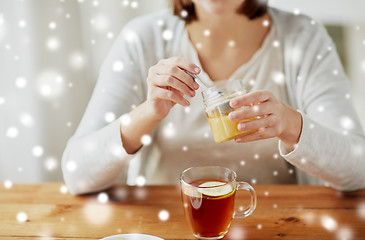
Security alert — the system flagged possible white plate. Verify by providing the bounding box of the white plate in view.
[100,234,165,240]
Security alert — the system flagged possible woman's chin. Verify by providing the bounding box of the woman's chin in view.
[209,9,231,15]
[203,2,240,15]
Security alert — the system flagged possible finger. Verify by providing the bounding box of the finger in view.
[168,57,201,75]
[230,90,272,108]
[154,74,196,97]
[167,65,199,90]
[228,101,273,121]
[154,64,199,91]
[153,87,190,107]
[237,114,276,132]
[176,67,200,90]
[235,126,277,143]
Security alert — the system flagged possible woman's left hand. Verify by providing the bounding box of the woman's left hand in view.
[228,90,303,150]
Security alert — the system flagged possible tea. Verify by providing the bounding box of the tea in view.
[180,167,256,239]
[182,179,236,238]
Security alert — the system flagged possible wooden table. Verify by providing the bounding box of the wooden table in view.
[0,183,365,239]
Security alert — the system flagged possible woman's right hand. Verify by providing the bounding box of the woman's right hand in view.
[146,57,201,120]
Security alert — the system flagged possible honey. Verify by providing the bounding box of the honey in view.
[202,79,257,143]
[207,114,257,143]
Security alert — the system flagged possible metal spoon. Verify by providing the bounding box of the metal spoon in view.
[184,71,208,91]
[184,70,233,112]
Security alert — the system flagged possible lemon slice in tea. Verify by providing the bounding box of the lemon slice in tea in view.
[198,181,234,197]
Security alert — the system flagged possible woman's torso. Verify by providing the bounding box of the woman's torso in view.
[147,23,297,185]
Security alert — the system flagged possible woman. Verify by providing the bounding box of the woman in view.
[62,0,365,195]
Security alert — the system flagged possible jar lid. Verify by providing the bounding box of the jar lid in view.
[204,87,245,104]
[202,79,246,111]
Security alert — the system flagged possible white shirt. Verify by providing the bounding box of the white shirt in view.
[62,8,365,195]
[150,24,297,185]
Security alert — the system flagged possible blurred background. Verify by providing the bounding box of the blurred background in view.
[1,0,364,184]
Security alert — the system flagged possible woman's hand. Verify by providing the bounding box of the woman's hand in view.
[228,90,303,150]
[146,57,201,121]
[121,57,200,154]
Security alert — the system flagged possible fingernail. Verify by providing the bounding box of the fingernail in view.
[193,82,199,89]
[190,90,195,97]
[228,112,236,120]
[230,99,238,107]
[194,67,200,74]
[238,123,245,131]
[185,100,190,106]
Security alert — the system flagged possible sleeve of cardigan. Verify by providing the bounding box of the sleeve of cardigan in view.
[279,22,365,191]
[61,21,148,195]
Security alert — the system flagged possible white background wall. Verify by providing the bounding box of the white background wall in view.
[0,0,167,183]
[1,0,364,183]
[269,0,365,25]
[268,0,365,131]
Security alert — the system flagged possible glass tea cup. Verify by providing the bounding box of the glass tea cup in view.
[202,79,258,143]
[180,166,257,240]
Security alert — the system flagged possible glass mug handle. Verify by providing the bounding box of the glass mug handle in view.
[233,182,257,218]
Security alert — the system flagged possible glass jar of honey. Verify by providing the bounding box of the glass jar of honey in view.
[202,80,257,143]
